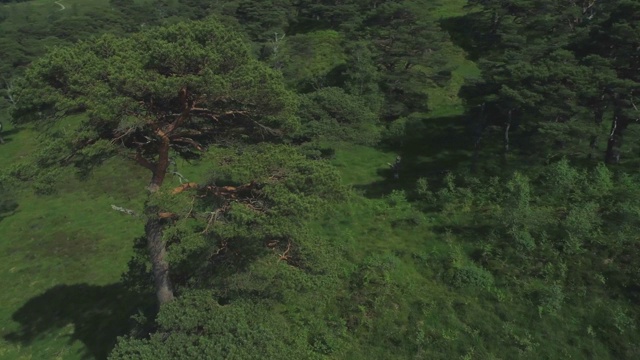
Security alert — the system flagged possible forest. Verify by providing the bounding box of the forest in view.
[0,0,639,359]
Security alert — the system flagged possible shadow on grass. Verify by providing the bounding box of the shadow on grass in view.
[355,114,473,198]
[439,12,498,62]
[0,128,20,144]
[0,184,19,222]
[0,208,18,223]
[4,283,145,360]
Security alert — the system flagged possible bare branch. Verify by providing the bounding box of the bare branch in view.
[191,108,250,121]
[279,240,292,261]
[111,204,138,217]
[171,136,205,151]
[252,120,282,136]
[2,76,17,105]
[111,127,136,145]
[170,171,189,184]
[201,209,223,234]
[172,182,200,195]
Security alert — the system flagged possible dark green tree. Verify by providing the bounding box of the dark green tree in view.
[111,144,349,359]
[10,17,298,306]
[362,0,451,120]
[460,0,637,165]
[580,0,640,163]
[235,0,295,41]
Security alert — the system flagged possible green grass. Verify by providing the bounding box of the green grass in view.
[0,106,150,359]
[0,154,149,360]
[0,0,511,359]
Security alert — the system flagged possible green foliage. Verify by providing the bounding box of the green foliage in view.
[278,30,347,91]
[382,117,407,147]
[110,291,321,359]
[3,1,640,359]
[115,144,354,358]
[235,0,294,41]
[421,160,640,357]
[10,17,299,191]
[460,0,640,166]
[297,87,381,145]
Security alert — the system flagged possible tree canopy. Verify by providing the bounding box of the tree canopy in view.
[2,0,640,359]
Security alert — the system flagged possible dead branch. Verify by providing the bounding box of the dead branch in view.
[183,196,196,220]
[279,240,292,261]
[170,171,189,184]
[252,120,282,136]
[190,108,250,122]
[209,239,229,259]
[2,76,17,105]
[582,0,597,14]
[171,136,204,151]
[158,211,179,220]
[172,182,200,195]
[111,127,136,145]
[111,204,138,216]
[201,208,225,234]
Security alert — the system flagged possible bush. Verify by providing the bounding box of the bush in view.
[448,263,495,290]
[296,87,381,145]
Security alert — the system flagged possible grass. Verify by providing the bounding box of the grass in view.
[0,105,149,359]
[0,158,148,359]
[5,0,622,359]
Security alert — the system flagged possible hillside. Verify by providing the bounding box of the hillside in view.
[0,0,639,359]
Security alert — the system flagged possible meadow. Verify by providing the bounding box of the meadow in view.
[2,0,638,358]
[0,2,475,356]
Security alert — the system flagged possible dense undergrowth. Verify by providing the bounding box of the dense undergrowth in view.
[0,0,639,359]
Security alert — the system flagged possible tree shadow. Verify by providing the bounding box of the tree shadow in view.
[4,283,146,360]
[0,184,19,223]
[0,128,20,144]
[0,207,18,223]
[439,12,498,62]
[355,114,474,198]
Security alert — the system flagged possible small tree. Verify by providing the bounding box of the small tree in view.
[10,17,299,306]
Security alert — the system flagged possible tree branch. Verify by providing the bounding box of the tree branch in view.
[172,182,200,194]
[135,151,155,171]
[165,87,193,134]
[190,108,250,121]
[2,76,17,105]
[170,171,190,184]
[111,204,138,217]
[252,120,282,136]
[171,136,204,151]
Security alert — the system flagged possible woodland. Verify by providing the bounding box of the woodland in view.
[0,0,639,359]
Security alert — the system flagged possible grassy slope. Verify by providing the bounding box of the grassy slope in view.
[0,109,150,359]
[0,3,150,355]
[313,2,633,359]
[1,0,628,359]
[0,0,483,358]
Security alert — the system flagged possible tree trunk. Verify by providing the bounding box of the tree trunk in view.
[145,134,175,306]
[605,109,628,164]
[147,134,171,192]
[588,106,605,160]
[504,109,512,154]
[502,109,512,166]
[145,216,175,306]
